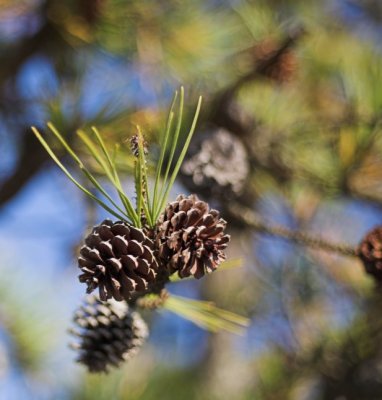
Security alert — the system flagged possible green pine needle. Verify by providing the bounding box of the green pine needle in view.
[82,128,139,225]
[155,94,202,222]
[43,124,132,221]
[31,127,127,221]
[158,87,184,206]
[152,91,178,220]
[164,295,249,335]
[32,88,202,229]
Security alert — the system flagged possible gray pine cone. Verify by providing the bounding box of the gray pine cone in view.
[78,220,159,301]
[156,194,230,279]
[181,128,249,198]
[69,295,148,373]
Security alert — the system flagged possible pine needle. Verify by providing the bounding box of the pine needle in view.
[164,294,249,335]
[32,127,127,221]
[155,95,202,221]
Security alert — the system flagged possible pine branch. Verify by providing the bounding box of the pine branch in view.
[228,203,358,257]
[0,129,51,208]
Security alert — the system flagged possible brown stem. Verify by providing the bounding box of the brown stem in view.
[135,289,170,310]
[229,205,358,257]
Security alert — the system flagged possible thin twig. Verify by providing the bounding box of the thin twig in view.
[229,204,358,257]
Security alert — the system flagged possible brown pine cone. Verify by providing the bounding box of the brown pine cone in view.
[78,220,159,301]
[357,226,382,283]
[69,295,148,373]
[156,194,230,279]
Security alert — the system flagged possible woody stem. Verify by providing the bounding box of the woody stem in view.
[229,204,358,257]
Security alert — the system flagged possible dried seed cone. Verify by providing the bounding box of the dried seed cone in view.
[156,194,230,279]
[357,226,382,282]
[78,220,159,301]
[70,296,148,373]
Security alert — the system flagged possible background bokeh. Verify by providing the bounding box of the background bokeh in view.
[2,1,382,399]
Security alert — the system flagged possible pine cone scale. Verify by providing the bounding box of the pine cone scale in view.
[130,226,146,241]
[186,209,203,227]
[99,241,115,258]
[106,258,122,272]
[111,236,128,255]
[136,258,151,275]
[118,274,135,294]
[109,223,127,236]
[98,224,114,240]
[127,240,144,255]
[85,234,101,247]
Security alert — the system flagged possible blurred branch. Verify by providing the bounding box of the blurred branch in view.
[0,1,64,209]
[0,0,106,209]
[78,0,106,26]
[0,0,105,87]
[0,124,79,209]
[228,203,358,257]
[0,130,49,207]
[0,0,60,86]
[343,117,382,190]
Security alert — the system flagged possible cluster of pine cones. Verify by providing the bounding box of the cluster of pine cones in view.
[71,194,230,373]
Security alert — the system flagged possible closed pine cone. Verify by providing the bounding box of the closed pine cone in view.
[70,295,148,373]
[78,220,159,301]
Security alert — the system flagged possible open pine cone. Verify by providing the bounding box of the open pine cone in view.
[357,226,382,283]
[78,220,159,301]
[156,194,230,279]
[70,295,148,373]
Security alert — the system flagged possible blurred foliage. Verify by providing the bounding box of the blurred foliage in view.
[3,0,382,399]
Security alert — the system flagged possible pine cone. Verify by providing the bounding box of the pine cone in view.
[357,226,382,283]
[78,220,159,301]
[70,295,148,373]
[181,128,250,199]
[156,194,230,279]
